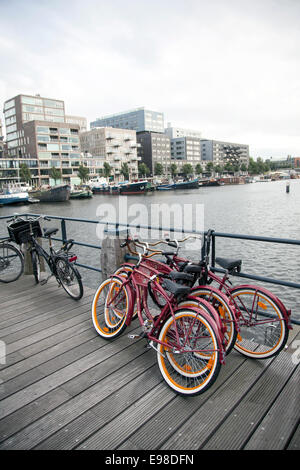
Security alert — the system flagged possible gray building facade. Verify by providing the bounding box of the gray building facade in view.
[201,139,249,167]
[137,131,171,174]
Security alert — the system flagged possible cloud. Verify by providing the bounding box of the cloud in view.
[0,0,300,158]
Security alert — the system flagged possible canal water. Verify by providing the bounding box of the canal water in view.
[1,179,299,321]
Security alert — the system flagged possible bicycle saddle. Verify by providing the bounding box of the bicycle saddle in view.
[43,227,59,237]
[183,264,203,273]
[168,271,194,282]
[161,278,191,297]
[216,257,242,273]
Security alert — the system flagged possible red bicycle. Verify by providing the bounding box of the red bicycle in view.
[115,236,239,355]
[142,230,292,360]
[92,244,226,396]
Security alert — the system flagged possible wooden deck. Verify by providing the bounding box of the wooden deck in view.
[0,275,299,451]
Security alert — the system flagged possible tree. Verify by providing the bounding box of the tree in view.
[19,163,32,183]
[120,162,129,180]
[154,162,164,176]
[213,164,223,175]
[103,162,112,179]
[224,162,233,174]
[195,163,203,176]
[138,162,150,178]
[77,164,89,183]
[205,162,214,175]
[181,163,193,178]
[240,163,248,173]
[49,166,61,185]
[248,157,258,175]
[169,163,177,178]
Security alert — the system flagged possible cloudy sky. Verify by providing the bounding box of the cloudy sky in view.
[0,0,299,158]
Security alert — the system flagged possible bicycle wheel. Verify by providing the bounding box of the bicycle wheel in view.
[31,249,41,284]
[230,286,289,359]
[157,310,222,396]
[0,243,24,283]
[55,256,83,300]
[92,276,130,339]
[189,287,238,355]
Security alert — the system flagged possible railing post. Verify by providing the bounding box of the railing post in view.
[211,232,216,267]
[61,219,67,243]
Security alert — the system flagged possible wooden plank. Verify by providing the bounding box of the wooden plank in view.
[244,368,300,449]
[0,293,94,337]
[0,326,147,421]
[35,362,161,450]
[4,309,90,355]
[0,349,156,449]
[0,387,72,443]
[287,423,300,450]
[202,332,300,450]
[116,349,247,450]
[2,295,94,344]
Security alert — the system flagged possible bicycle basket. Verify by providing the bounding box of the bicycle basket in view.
[8,219,42,245]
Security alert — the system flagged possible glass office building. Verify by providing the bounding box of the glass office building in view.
[90,107,164,133]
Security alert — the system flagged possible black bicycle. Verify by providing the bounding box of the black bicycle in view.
[0,238,24,283]
[7,215,83,300]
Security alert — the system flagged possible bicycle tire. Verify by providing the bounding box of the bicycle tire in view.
[230,286,289,359]
[31,249,41,284]
[55,256,83,300]
[92,276,131,339]
[157,310,222,396]
[0,243,24,283]
[188,287,238,355]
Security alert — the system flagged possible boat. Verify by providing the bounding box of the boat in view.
[70,186,93,199]
[172,178,199,190]
[29,184,70,202]
[156,184,173,191]
[119,180,152,195]
[0,184,29,206]
[156,178,199,191]
[199,178,222,187]
[0,191,29,206]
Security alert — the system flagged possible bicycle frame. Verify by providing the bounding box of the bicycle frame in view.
[109,261,225,361]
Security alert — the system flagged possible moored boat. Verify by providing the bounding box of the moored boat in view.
[29,184,70,202]
[119,180,152,195]
[0,184,29,206]
[156,178,199,190]
[70,186,93,199]
[0,191,29,205]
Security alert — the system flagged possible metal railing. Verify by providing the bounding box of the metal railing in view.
[1,212,300,324]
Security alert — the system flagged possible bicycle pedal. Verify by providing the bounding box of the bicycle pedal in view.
[128,333,141,340]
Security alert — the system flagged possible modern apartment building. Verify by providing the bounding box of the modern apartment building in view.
[200,139,249,167]
[136,131,171,175]
[2,94,82,185]
[170,136,202,173]
[80,127,140,181]
[90,107,165,134]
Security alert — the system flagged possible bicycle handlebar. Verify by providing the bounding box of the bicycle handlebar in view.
[6,214,51,223]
